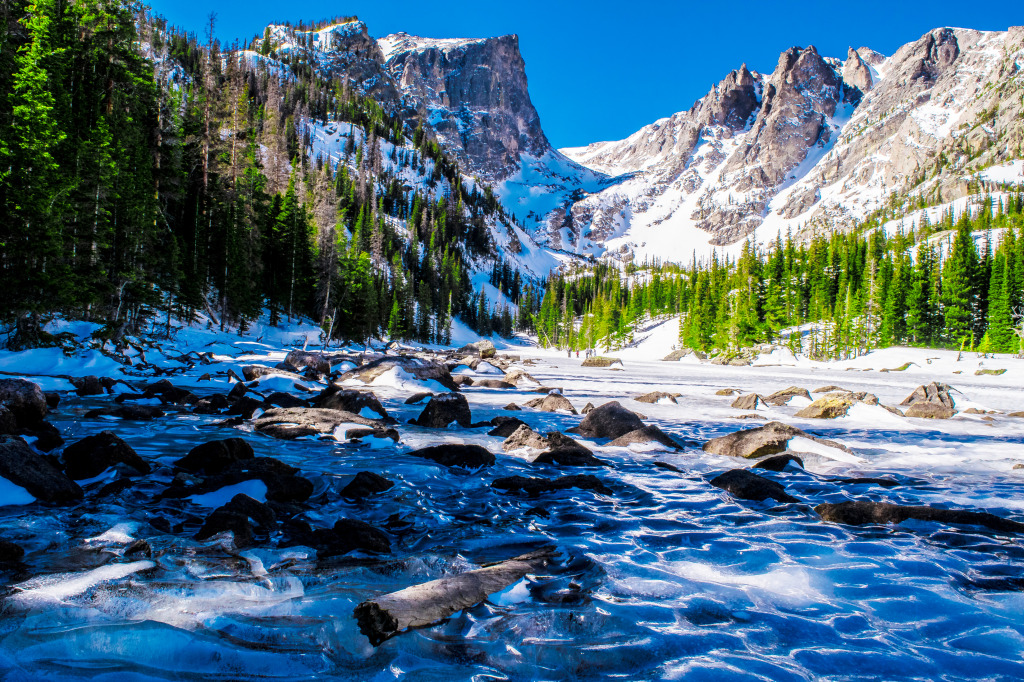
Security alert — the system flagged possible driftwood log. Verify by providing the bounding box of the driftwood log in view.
[354,547,555,645]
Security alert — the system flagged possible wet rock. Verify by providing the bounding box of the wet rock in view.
[285,350,332,375]
[62,431,151,480]
[608,425,683,450]
[412,393,472,428]
[192,394,229,414]
[166,457,314,504]
[339,355,458,391]
[532,433,607,467]
[407,444,495,468]
[354,548,555,646]
[815,500,1024,533]
[581,402,595,414]
[524,393,578,414]
[752,454,804,472]
[319,518,391,558]
[795,394,856,419]
[226,396,264,419]
[709,469,797,503]
[143,379,196,405]
[653,461,683,473]
[227,382,248,402]
[174,438,255,475]
[474,379,515,389]
[635,391,680,404]
[43,392,60,409]
[904,402,956,419]
[194,509,254,547]
[0,406,16,435]
[502,424,550,452]
[340,471,394,499]
[568,401,644,440]
[731,394,764,410]
[405,392,434,405]
[254,407,381,439]
[492,474,612,497]
[0,435,83,503]
[85,405,165,420]
[316,388,389,419]
[829,477,899,488]
[764,386,812,406]
[458,339,496,359]
[0,378,48,427]
[262,392,309,409]
[488,417,528,438]
[0,539,25,563]
[69,375,113,397]
[503,403,522,411]
[125,539,152,558]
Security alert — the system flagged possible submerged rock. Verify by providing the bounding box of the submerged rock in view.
[354,547,555,645]
[318,518,391,558]
[174,438,255,475]
[407,444,495,468]
[568,401,644,440]
[62,431,151,480]
[752,453,804,472]
[815,500,1024,533]
[0,435,82,503]
[413,393,473,428]
[340,471,394,499]
[84,405,165,420]
[492,474,612,497]
[709,469,797,503]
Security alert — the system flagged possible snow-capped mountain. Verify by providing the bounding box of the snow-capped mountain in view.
[560,27,1024,260]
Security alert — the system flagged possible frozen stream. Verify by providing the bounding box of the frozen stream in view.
[1,339,1024,681]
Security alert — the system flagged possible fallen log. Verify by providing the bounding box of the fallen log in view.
[354,547,555,645]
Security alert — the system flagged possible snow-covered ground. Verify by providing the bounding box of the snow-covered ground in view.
[2,316,1024,679]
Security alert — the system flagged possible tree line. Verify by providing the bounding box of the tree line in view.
[536,194,1024,358]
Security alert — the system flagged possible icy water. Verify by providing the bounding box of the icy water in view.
[2,348,1024,680]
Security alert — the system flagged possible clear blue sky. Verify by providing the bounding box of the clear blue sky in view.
[148,0,1022,149]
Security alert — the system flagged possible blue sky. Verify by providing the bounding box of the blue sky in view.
[148,0,1022,149]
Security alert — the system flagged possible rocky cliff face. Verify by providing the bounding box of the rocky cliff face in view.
[560,25,1024,259]
[378,33,552,181]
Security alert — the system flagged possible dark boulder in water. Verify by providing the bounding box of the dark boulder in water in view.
[607,425,683,451]
[815,500,1024,533]
[492,474,612,497]
[412,393,473,428]
[316,518,391,558]
[174,438,255,475]
[407,444,495,468]
[568,401,644,440]
[0,435,83,503]
[710,469,797,503]
[340,471,394,499]
[488,416,528,438]
[752,454,804,472]
[62,431,151,480]
[315,388,389,420]
[0,379,48,427]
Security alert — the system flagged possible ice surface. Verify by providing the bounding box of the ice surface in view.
[0,477,35,506]
[188,480,268,508]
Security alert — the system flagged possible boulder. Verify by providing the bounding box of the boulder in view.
[69,375,113,397]
[634,391,680,404]
[354,548,555,646]
[752,454,804,472]
[532,433,607,467]
[143,379,196,405]
[975,368,1007,376]
[815,500,1024,533]
[568,401,644,440]
[318,519,391,558]
[716,389,738,396]
[242,365,305,382]
[284,350,332,375]
[702,420,852,459]
[0,379,47,427]
[709,469,797,503]
[404,392,434,405]
[340,471,394,499]
[581,402,596,414]
[764,386,812,406]
[43,392,60,409]
[174,438,255,475]
[503,368,538,387]
[458,339,496,359]
[254,407,381,439]
[0,539,25,563]
[407,444,495,468]
[904,402,956,419]
[473,379,515,389]
[0,406,16,435]
[261,392,309,409]
[607,425,683,450]
[84,405,164,420]
[316,388,388,420]
[503,403,522,411]
[339,356,458,391]
[492,474,612,497]
[730,394,764,410]
[900,382,956,409]
[0,435,82,503]
[813,385,846,393]
[412,393,473,428]
[795,394,856,419]
[194,494,276,547]
[165,457,313,504]
[61,431,151,480]
[582,356,621,368]
[502,424,550,452]
[488,417,528,439]
[524,393,577,414]
[227,382,248,402]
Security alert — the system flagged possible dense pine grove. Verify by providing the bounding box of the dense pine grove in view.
[537,197,1024,358]
[0,1,530,348]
